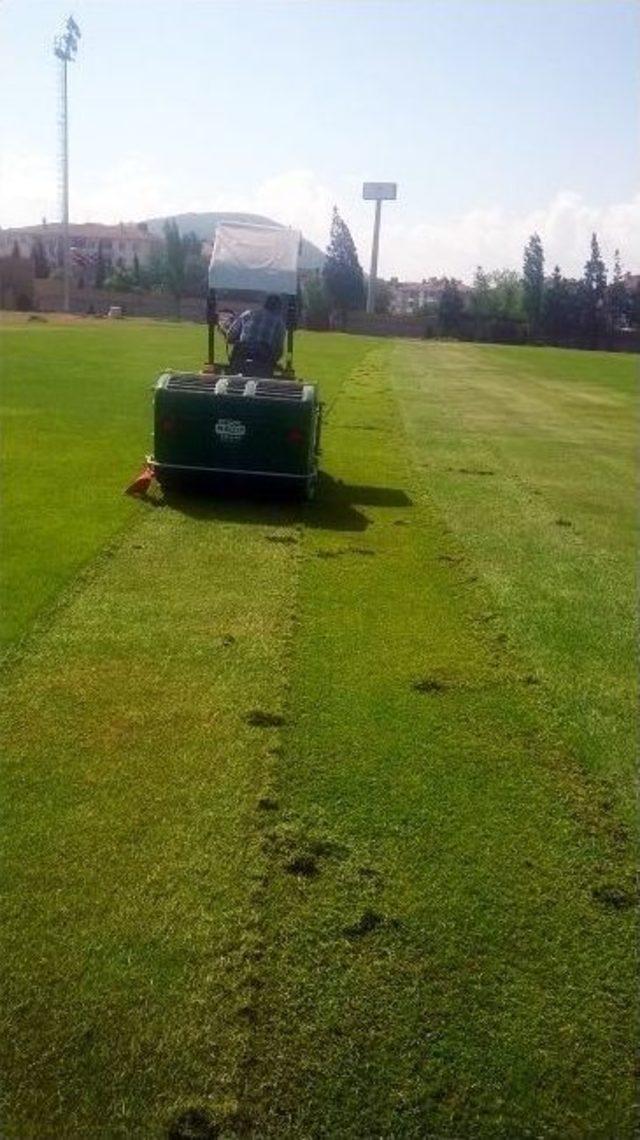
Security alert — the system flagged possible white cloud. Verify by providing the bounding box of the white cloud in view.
[377,191,640,282]
[1,152,637,281]
[247,169,335,246]
[0,150,58,228]
[74,157,175,224]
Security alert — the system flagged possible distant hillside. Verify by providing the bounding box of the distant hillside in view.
[143,212,324,272]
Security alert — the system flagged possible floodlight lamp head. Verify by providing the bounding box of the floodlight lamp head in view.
[67,16,81,37]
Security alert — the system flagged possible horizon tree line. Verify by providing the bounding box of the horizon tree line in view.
[11,210,638,347]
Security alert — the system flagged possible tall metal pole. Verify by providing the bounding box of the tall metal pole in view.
[366,199,382,314]
[54,17,80,314]
[61,54,70,313]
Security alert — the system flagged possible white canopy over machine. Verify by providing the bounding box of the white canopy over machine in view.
[208,222,301,294]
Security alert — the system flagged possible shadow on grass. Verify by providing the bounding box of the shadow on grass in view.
[161,473,412,533]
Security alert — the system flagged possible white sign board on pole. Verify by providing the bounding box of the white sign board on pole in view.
[362,182,397,201]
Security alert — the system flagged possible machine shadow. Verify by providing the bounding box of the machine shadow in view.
[161,472,412,534]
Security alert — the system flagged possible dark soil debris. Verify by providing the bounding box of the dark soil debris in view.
[413,678,447,694]
[358,865,383,881]
[257,797,279,812]
[555,518,572,527]
[343,909,398,940]
[591,884,635,910]
[309,837,348,860]
[286,854,319,877]
[245,709,285,728]
[168,1108,220,1140]
[456,467,495,476]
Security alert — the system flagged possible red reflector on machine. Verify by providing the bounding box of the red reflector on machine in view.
[161,417,175,432]
[287,427,304,444]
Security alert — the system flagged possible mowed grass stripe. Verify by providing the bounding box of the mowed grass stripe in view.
[390,341,636,821]
[0,324,377,1136]
[246,348,636,1138]
[0,500,301,1137]
[0,318,377,651]
[0,318,207,650]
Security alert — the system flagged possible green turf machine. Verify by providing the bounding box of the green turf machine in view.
[147,222,322,499]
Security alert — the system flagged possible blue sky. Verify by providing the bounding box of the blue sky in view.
[1,0,637,279]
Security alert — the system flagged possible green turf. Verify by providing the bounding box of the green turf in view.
[247,346,637,1138]
[0,317,371,650]
[390,341,637,823]
[0,323,636,1137]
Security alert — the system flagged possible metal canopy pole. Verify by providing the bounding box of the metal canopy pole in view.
[206,289,217,369]
[285,295,297,375]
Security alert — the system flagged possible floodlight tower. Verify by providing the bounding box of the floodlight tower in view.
[54,16,81,312]
[363,182,397,314]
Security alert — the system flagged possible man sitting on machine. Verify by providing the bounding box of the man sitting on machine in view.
[226,294,286,375]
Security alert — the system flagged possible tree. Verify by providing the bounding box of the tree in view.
[33,239,50,278]
[609,248,629,329]
[543,268,586,343]
[11,241,20,259]
[629,281,640,329]
[95,241,107,288]
[163,218,187,311]
[470,266,492,321]
[103,267,136,292]
[302,272,330,329]
[488,269,523,320]
[322,207,365,318]
[438,278,464,335]
[523,232,544,334]
[373,278,392,315]
[582,232,607,346]
[132,252,141,286]
[583,232,607,299]
[181,233,207,297]
[542,265,565,341]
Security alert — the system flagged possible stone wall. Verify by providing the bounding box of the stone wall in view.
[33,280,208,321]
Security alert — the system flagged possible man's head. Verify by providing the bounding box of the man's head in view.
[264,294,283,314]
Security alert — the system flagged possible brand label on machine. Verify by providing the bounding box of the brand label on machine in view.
[215,419,246,440]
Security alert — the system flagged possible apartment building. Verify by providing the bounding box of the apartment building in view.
[388,277,469,315]
[0,221,161,272]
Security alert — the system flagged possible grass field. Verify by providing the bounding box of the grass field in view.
[1,317,636,1138]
